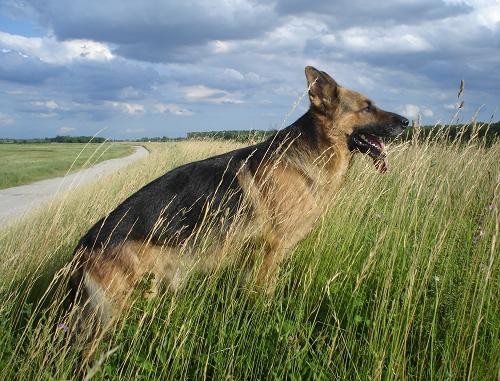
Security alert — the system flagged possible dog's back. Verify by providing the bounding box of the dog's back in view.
[77,145,257,250]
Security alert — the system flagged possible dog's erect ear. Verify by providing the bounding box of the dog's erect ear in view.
[305,66,338,109]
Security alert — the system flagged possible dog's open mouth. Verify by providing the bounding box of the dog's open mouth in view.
[348,133,388,173]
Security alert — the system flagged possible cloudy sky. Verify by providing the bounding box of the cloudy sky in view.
[0,0,499,139]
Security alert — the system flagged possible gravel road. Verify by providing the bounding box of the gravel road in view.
[0,145,149,227]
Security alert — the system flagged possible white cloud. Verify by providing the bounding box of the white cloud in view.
[0,112,15,125]
[0,32,113,64]
[154,103,194,116]
[39,112,57,118]
[445,103,461,110]
[223,68,245,81]
[59,126,75,133]
[182,85,223,99]
[400,104,434,120]
[340,27,433,53]
[401,104,419,119]
[119,87,142,98]
[32,100,59,109]
[181,85,243,104]
[422,108,434,117]
[220,68,264,84]
[246,72,263,83]
[256,17,328,52]
[210,40,232,53]
[108,101,145,115]
[470,0,500,29]
[356,76,376,90]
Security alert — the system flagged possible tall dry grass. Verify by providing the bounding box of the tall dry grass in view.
[0,132,498,380]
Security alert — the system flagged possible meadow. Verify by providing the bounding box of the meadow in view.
[0,133,497,380]
[0,143,134,189]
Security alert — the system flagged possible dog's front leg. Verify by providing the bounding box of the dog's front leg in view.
[254,239,288,295]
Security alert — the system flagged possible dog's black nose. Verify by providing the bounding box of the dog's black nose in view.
[390,113,410,128]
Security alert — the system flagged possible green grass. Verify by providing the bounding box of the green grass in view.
[0,143,134,189]
[0,136,498,380]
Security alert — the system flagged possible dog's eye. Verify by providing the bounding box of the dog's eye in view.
[361,103,373,112]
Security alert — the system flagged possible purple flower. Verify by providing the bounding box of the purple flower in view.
[56,322,69,333]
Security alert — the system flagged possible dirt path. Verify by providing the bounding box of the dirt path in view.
[0,145,149,227]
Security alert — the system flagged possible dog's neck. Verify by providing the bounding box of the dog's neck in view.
[292,110,351,167]
[269,110,352,190]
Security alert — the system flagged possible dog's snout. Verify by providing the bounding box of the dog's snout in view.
[391,113,409,128]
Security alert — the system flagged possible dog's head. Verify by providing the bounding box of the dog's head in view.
[305,66,409,173]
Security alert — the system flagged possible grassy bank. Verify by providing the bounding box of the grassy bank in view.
[0,142,134,189]
[0,137,498,380]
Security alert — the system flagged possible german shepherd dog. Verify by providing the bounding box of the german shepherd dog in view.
[68,66,408,338]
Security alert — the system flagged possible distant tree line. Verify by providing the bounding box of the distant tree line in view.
[187,130,276,143]
[397,121,500,146]
[0,136,107,144]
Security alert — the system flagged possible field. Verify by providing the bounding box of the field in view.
[0,136,498,380]
[0,143,134,189]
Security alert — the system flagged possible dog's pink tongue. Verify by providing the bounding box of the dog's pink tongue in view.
[366,134,385,151]
[373,156,388,173]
